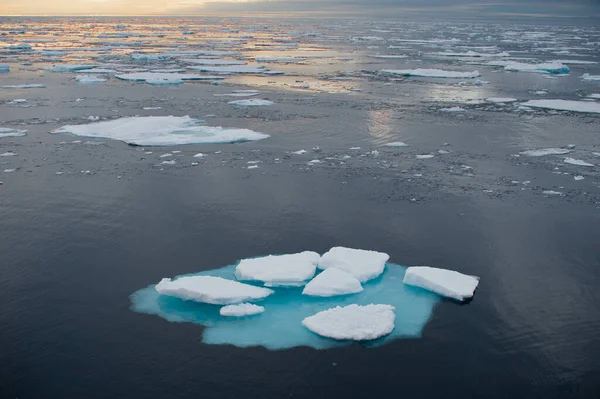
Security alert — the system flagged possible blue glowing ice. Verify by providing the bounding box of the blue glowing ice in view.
[130,262,440,350]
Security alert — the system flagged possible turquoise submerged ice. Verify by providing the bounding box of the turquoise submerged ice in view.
[130,262,440,350]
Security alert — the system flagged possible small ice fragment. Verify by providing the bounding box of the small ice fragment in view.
[160,160,176,165]
[247,165,259,169]
[159,153,172,158]
[385,142,408,147]
[564,157,594,167]
[76,75,107,84]
[4,169,16,173]
[543,190,563,195]
[0,152,16,157]
[381,69,480,79]
[155,275,274,305]
[220,303,265,317]
[228,99,274,107]
[349,147,361,150]
[292,150,307,155]
[302,304,395,341]
[403,266,480,301]
[439,107,465,112]
[0,128,27,138]
[302,268,364,297]
[308,159,321,164]
[318,247,389,283]
[574,175,585,181]
[486,97,517,103]
[193,153,205,158]
[416,154,434,159]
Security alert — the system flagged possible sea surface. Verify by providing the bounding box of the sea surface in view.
[1,16,600,399]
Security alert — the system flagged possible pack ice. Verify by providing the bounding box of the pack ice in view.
[521,100,600,114]
[302,268,363,297]
[51,116,270,146]
[235,251,320,286]
[381,69,480,79]
[318,247,389,282]
[220,303,265,317]
[302,304,395,341]
[403,266,480,301]
[155,275,274,305]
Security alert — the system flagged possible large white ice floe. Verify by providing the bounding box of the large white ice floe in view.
[582,74,600,81]
[0,128,27,138]
[403,266,480,301]
[564,157,594,167]
[188,65,266,74]
[520,100,600,114]
[45,64,98,72]
[318,247,389,283]
[302,304,395,341]
[220,303,265,317]
[302,268,364,297]
[156,276,273,305]
[381,69,480,79]
[235,251,320,286]
[228,99,274,107]
[51,116,270,146]
[385,141,408,147]
[429,51,509,58]
[502,61,570,74]
[520,148,571,157]
[115,72,224,84]
[76,75,107,84]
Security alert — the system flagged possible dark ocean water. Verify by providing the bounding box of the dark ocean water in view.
[1,16,600,399]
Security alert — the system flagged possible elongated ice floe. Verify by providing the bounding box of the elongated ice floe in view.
[429,51,509,58]
[564,157,594,167]
[180,58,246,66]
[486,97,517,103]
[582,74,600,81]
[318,247,389,283]
[0,128,27,138]
[156,275,274,305]
[76,75,107,84]
[385,141,408,147]
[188,65,266,74]
[302,268,363,297]
[0,84,45,89]
[520,148,571,157]
[220,303,265,317]
[255,57,302,63]
[520,100,600,114]
[228,99,274,107]
[302,304,395,341]
[503,61,570,74]
[235,251,320,286]
[45,64,98,72]
[403,266,479,301]
[381,68,480,78]
[51,116,270,146]
[440,107,465,112]
[116,72,224,84]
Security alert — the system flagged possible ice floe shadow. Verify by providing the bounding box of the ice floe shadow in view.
[130,262,440,350]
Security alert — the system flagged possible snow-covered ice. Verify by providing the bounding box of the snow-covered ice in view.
[381,68,480,79]
[520,148,571,157]
[403,266,480,301]
[115,72,224,84]
[76,75,107,84]
[440,107,465,112]
[521,100,600,114]
[486,97,518,103]
[302,268,363,297]
[564,157,594,167]
[188,65,266,74]
[235,251,320,286]
[51,116,270,146]
[416,154,435,159]
[318,247,389,283]
[0,84,45,89]
[180,59,246,66]
[385,142,408,147]
[228,99,274,107]
[302,304,395,341]
[0,128,27,138]
[503,61,570,74]
[220,303,265,317]
[582,74,600,81]
[155,275,274,305]
[45,64,98,72]
[543,190,563,195]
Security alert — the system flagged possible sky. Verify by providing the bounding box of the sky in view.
[0,0,599,18]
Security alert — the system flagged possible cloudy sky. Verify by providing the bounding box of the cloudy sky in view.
[1,0,599,18]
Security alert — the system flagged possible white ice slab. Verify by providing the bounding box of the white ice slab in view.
[255,57,302,63]
[582,74,600,81]
[188,65,266,74]
[0,128,27,138]
[180,59,246,66]
[235,251,320,285]
[228,99,274,107]
[302,304,395,341]
[403,266,480,301]
[486,97,517,103]
[45,64,98,72]
[564,157,594,167]
[51,116,270,146]
[381,69,480,78]
[116,72,224,84]
[302,268,363,297]
[440,107,465,112]
[220,303,265,317]
[0,84,45,89]
[318,247,389,283]
[520,100,600,114]
[76,75,107,83]
[385,141,408,147]
[520,148,571,157]
[156,275,274,305]
[502,61,570,74]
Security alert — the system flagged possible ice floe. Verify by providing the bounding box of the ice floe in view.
[228,99,274,107]
[188,65,266,74]
[76,75,107,84]
[235,252,320,286]
[416,154,435,159]
[381,68,480,78]
[520,100,600,114]
[302,304,395,341]
[156,275,274,305]
[0,128,27,138]
[45,64,98,72]
[582,74,600,81]
[180,59,246,66]
[440,107,465,112]
[116,72,223,85]
[51,116,270,146]
[403,266,480,301]
[0,64,9,72]
[564,157,594,167]
[220,303,265,317]
[318,247,389,283]
[520,148,571,157]
[385,141,408,147]
[302,268,363,297]
[0,84,45,89]
[486,97,517,103]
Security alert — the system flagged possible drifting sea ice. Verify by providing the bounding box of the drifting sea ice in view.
[180,59,246,66]
[385,142,408,147]
[45,64,98,72]
[439,107,465,112]
[486,97,518,103]
[0,64,9,72]
[520,148,571,157]
[228,99,274,107]
[188,65,266,74]
[302,268,363,297]
[51,116,270,146]
[318,247,389,283]
[502,62,570,74]
[115,72,224,85]
[0,128,27,138]
[76,75,107,84]
[381,69,481,78]
[220,303,265,317]
[302,304,395,341]
[582,74,600,81]
[0,84,45,89]
[564,157,594,167]
[235,252,320,286]
[403,266,480,301]
[520,100,600,114]
[155,275,274,305]
[416,154,435,159]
